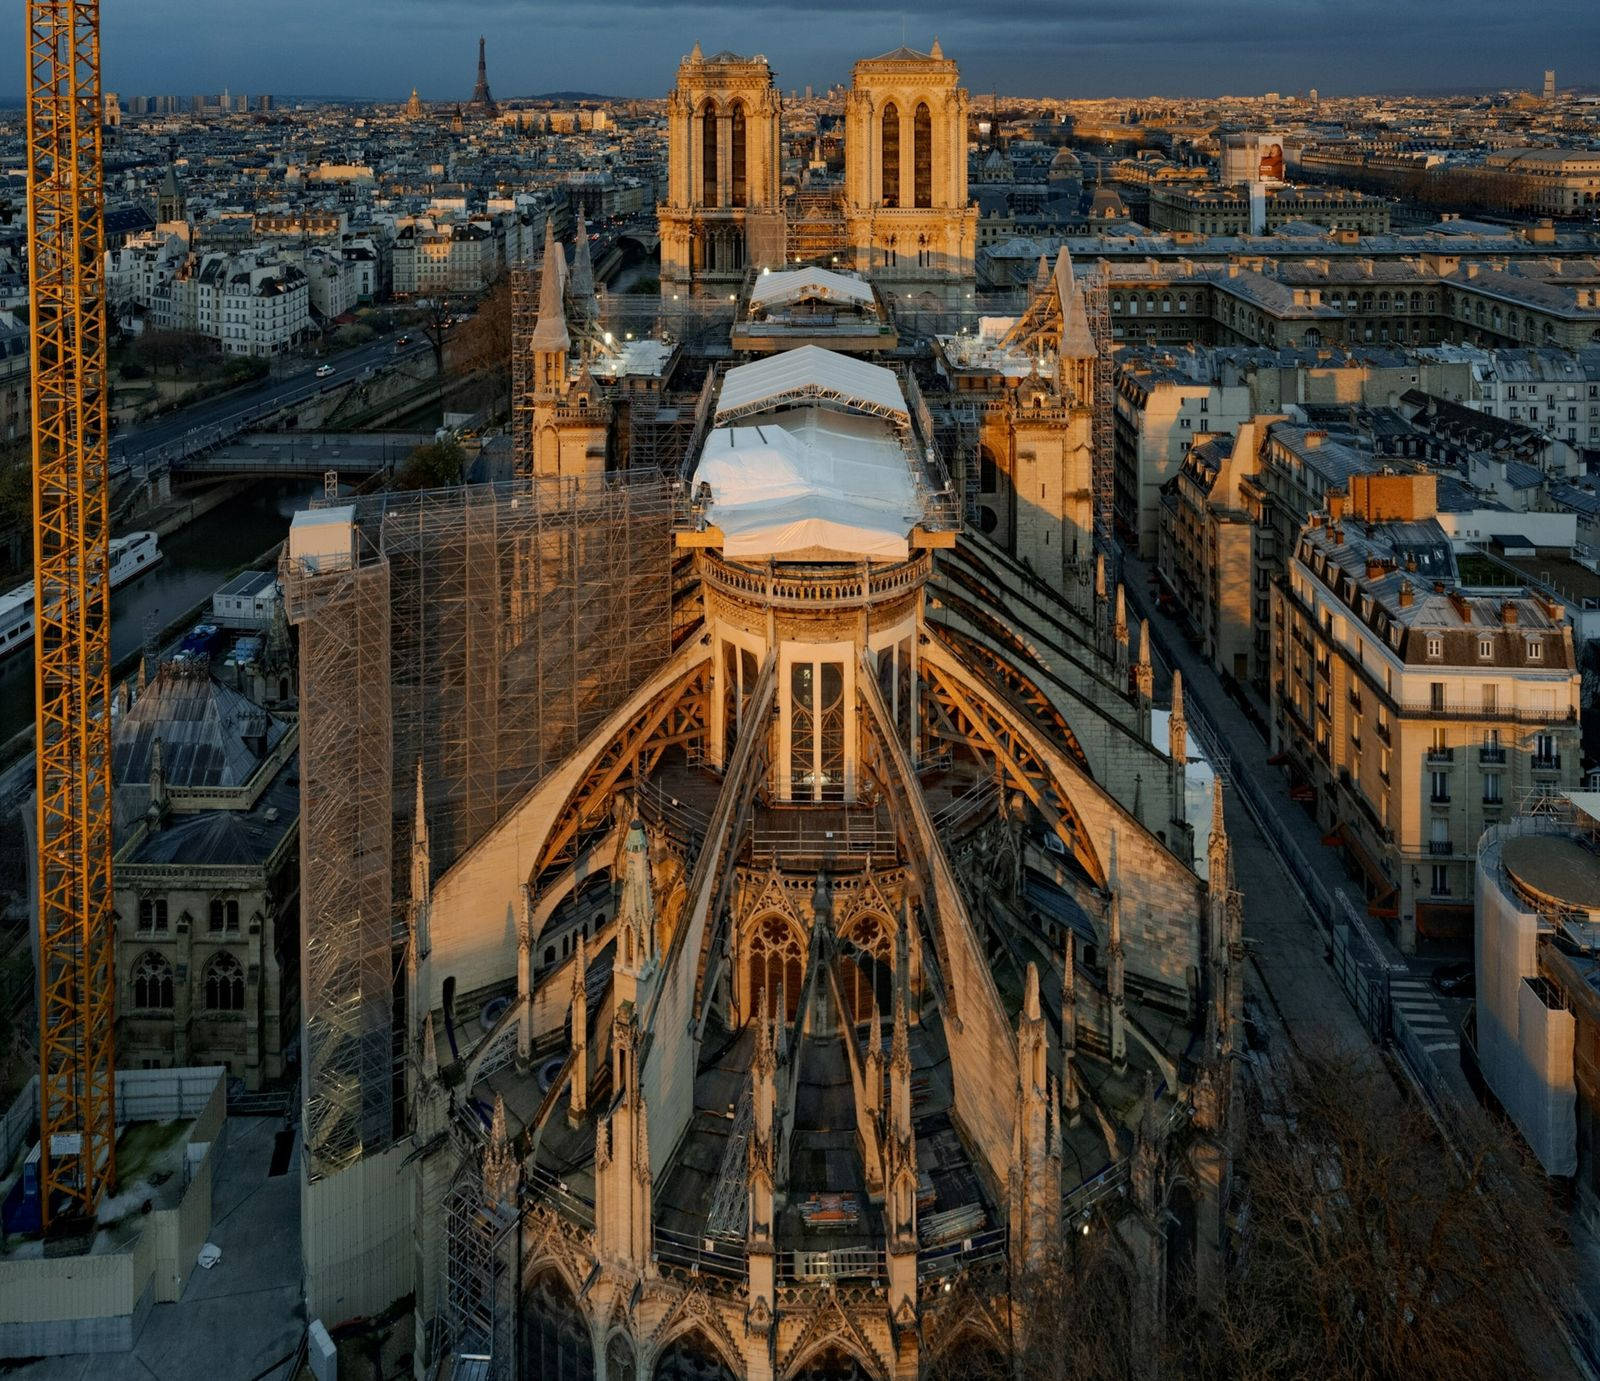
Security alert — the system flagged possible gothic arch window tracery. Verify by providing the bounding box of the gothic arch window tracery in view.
[204,952,245,1013]
[132,950,174,1011]
[837,911,893,1024]
[913,102,932,209]
[730,100,748,208]
[700,99,719,208]
[747,913,803,1022]
[881,102,900,207]
[521,1271,595,1381]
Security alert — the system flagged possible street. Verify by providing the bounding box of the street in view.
[112,333,433,473]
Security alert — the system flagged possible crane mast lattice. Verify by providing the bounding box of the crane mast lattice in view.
[26,0,117,1228]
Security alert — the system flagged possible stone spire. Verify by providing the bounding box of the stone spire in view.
[568,207,597,326]
[1061,932,1080,1123]
[1012,961,1057,1271]
[420,1008,438,1081]
[1169,670,1190,846]
[530,219,570,368]
[1113,583,1129,681]
[1035,253,1051,291]
[1169,668,1187,764]
[482,1094,518,1208]
[889,984,912,1146]
[569,930,589,1124]
[1134,617,1155,706]
[147,735,167,820]
[613,819,655,1009]
[1108,833,1127,1069]
[862,990,884,1122]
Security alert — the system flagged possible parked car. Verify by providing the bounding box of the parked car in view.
[1429,961,1475,998]
[315,364,335,378]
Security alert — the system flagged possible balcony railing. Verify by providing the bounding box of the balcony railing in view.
[1376,720,1391,744]
[1348,688,1363,712]
[1425,747,1454,764]
[1397,701,1576,725]
[1428,839,1453,856]
[1479,747,1507,765]
[1430,792,1452,805]
[1533,753,1562,772]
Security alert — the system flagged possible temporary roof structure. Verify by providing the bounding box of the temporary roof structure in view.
[748,267,876,314]
[694,407,918,561]
[714,345,908,427]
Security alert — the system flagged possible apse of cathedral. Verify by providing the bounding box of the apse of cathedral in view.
[288,41,1239,1381]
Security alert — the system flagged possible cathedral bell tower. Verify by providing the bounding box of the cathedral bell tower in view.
[841,39,977,301]
[659,45,784,296]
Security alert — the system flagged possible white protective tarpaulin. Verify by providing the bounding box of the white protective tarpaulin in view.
[695,408,917,560]
[715,346,909,426]
[748,267,876,313]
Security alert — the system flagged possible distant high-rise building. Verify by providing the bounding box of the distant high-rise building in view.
[1543,68,1556,102]
[468,34,497,117]
[255,94,274,112]
[1308,87,1319,107]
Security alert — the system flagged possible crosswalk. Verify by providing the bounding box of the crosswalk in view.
[1389,976,1460,1054]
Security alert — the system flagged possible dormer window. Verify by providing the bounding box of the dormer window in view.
[1426,635,1443,659]
[1527,638,1543,661]
[1478,636,1493,660]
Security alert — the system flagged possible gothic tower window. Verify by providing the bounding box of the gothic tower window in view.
[881,102,900,207]
[730,101,748,208]
[914,102,933,208]
[205,952,246,1013]
[701,99,719,207]
[132,951,174,1011]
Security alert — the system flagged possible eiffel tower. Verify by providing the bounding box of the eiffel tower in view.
[468,35,496,117]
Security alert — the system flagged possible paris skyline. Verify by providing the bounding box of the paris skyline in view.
[4,0,1595,102]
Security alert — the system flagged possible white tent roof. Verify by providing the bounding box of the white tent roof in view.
[694,407,917,561]
[748,267,875,313]
[715,345,908,426]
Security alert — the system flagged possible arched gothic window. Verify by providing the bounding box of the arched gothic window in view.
[881,103,900,207]
[132,951,174,1011]
[730,101,748,208]
[205,953,245,1013]
[747,915,803,1022]
[913,102,932,208]
[700,100,719,207]
[837,913,893,1024]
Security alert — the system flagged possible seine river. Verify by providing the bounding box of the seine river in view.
[0,480,321,744]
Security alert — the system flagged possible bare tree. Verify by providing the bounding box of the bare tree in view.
[1174,1053,1578,1381]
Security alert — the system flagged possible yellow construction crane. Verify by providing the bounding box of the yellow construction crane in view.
[26,0,116,1228]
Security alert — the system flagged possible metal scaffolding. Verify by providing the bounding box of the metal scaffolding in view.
[444,1158,518,1376]
[1083,270,1116,558]
[509,263,536,479]
[285,474,676,1177]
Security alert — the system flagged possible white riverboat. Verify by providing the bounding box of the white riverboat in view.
[0,531,162,660]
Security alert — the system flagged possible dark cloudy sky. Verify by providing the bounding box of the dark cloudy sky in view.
[8,1,1594,100]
